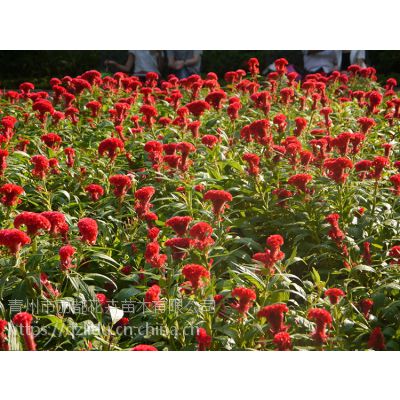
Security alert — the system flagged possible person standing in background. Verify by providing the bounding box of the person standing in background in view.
[104,50,162,77]
[338,50,367,70]
[167,50,203,78]
[303,50,341,74]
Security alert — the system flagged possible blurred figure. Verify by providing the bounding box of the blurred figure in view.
[303,50,341,74]
[104,50,161,77]
[167,50,202,79]
[338,50,367,70]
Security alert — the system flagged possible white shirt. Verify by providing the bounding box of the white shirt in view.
[128,50,160,74]
[303,51,341,73]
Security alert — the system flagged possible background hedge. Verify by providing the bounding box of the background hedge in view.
[0,50,399,88]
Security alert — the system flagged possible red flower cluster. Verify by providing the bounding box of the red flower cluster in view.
[252,234,285,274]
[14,212,51,236]
[231,287,256,315]
[181,264,210,290]
[0,228,31,254]
[257,303,289,334]
[307,308,332,344]
[77,218,98,245]
[204,190,232,216]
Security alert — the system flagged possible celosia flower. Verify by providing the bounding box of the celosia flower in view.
[367,327,385,350]
[231,287,256,315]
[77,218,98,245]
[252,234,285,274]
[359,298,373,319]
[205,90,227,110]
[201,135,219,148]
[96,293,108,309]
[98,137,124,161]
[273,332,292,351]
[85,184,104,201]
[257,303,289,334]
[165,216,193,236]
[41,133,62,149]
[307,308,332,344]
[0,149,8,175]
[204,190,232,216]
[189,222,214,250]
[294,117,307,136]
[86,100,102,117]
[135,186,155,218]
[12,312,36,351]
[144,285,161,306]
[41,211,69,237]
[325,288,345,305]
[243,153,260,176]
[323,157,353,184]
[0,183,24,206]
[31,155,50,179]
[196,328,212,351]
[59,244,76,270]
[109,175,132,199]
[0,228,31,254]
[145,241,167,269]
[288,173,312,193]
[0,319,9,351]
[131,344,158,351]
[181,264,210,290]
[186,100,210,117]
[64,147,75,168]
[14,212,51,236]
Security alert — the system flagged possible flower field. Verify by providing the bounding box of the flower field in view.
[1,58,400,351]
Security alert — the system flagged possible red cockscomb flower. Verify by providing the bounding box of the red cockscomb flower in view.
[134,186,155,218]
[182,264,210,290]
[165,216,193,236]
[0,319,9,351]
[231,287,256,315]
[12,312,36,351]
[273,332,292,351]
[325,288,345,305]
[201,135,219,148]
[131,344,158,351]
[307,308,332,344]
[0,229,31,254]
[323,157,353,184]
[145,241,167,269]
[85,184,104,201]
[0,149,9,175]
[252,234,285,274]
[31,155,50,179]
[145,285,161,306]
[288,173,312,193]
[359,298,373,319]
[204,190,232,216]
[41,133,62,149]
[64,147,75,168]
[196,328,212,351]
[77,218,98,245]
[0,183,24,206]
[367,327,385,351]
[14,212,51,236]
[41,211,69,237]
[59,244,76,270]
[98,137,124,162]
[189,222,214,250]
[186,100,210,117]
[242,153,260,176]
[257,303,289,334]
[109,175,132,199]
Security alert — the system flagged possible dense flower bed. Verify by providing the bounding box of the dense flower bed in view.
[0,59,399,351]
